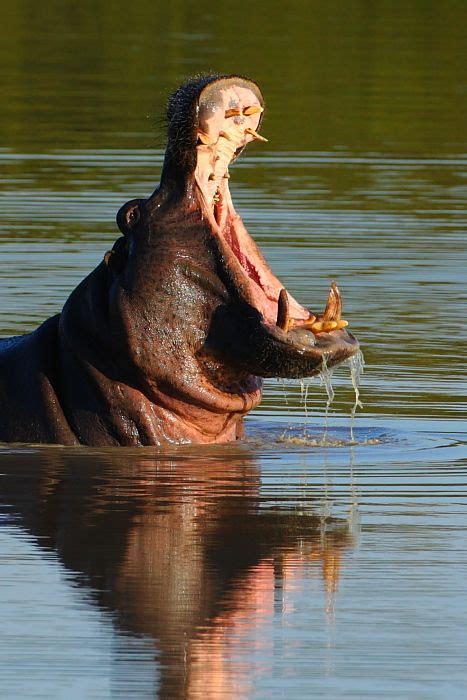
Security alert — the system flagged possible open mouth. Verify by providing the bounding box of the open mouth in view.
[193,78,358,375]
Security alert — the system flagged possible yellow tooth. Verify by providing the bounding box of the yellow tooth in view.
[244,127,268,142]
[219,130,234,142]
[197,131,212,145]
[309,320,338,334]
[243,105,264,116]
[225,108,241,118]
[334,319,348,330]
[309,321,325,333]
[300,314,317,329]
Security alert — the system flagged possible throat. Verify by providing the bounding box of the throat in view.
[222,217,265,291]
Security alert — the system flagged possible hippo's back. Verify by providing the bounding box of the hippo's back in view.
[0,334,28,353]
[0,316,78,445]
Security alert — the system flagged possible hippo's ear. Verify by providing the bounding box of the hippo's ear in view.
[116,199,145,235]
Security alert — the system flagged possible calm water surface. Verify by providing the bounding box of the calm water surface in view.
[0,1,466,698]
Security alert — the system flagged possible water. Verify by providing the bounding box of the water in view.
[1,1,466,697]
[349,350,365,440]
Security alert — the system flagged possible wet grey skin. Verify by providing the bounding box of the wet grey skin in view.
[0,74,359,446]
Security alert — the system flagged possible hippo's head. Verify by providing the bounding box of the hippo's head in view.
[61,74,359,444]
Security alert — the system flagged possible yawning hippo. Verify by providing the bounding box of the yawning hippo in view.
[0,74,359,446]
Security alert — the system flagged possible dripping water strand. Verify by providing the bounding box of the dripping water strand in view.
[297,378,313,437]
[299,378,305,406]
[278,378,292,439]
[348,350,365,442]
[279,378,289,406]
[319,354,335,441]
[303,381,310,435]
[278,351,365,448]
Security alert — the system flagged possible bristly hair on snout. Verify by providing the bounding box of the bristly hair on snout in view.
[165,73,222,173]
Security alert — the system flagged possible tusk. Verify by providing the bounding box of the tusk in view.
[243,105,264,116]
[244,127,268,142]
[276,288,291,331]
[323,282,342,321]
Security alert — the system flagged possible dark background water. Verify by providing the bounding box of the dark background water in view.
[1,1,466,697]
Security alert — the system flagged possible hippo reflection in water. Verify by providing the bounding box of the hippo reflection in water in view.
[0,449,354,696]
[0,74,359,446]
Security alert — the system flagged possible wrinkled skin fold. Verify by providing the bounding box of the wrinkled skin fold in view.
[0,74,359,446]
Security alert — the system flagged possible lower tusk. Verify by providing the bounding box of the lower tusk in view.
[244,127,268,142]
[276,288,291,331]
[323,282,342,321]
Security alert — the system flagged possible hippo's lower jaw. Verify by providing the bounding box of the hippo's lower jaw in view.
[199,216,360,379]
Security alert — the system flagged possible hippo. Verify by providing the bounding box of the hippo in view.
[0,74,359,446]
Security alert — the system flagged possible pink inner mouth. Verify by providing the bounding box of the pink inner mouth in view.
[192,79,350,340]
[194,81,313,327]
[214,196,312,326]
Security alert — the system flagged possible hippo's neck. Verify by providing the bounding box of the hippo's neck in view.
[57,345,257,446]
[57,268,262,446]
[54,219,263,446]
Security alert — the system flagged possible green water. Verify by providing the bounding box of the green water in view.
[0,1,466,698]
